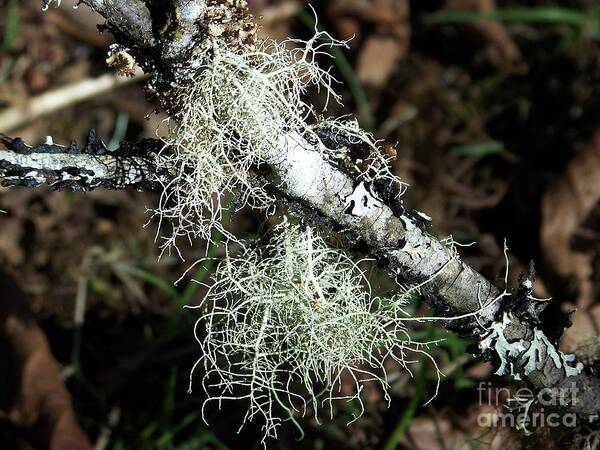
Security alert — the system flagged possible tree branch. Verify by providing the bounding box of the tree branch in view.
[78,0,154,47]
[22,0,600,424]
[265,132,600,418]
[0,131,170,191]
[163,0,207,61]
[3,129,600,418]
[0,71,146,133]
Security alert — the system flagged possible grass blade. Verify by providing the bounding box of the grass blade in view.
[425,7,588,27]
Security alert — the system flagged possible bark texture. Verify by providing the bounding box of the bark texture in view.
[265,133,600,418]
[163,0,207,61]
[4,128,600,418]
[0,131,170,191]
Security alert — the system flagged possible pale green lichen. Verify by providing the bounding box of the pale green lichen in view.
[480,312,526,377]
[152,32,343,254]
[152,28,406,256]
[186,221,439,442]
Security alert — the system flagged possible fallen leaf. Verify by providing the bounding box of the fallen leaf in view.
[560,302,600,367]
[328,0,408,25]
[400,406,522,450]
[0,272,92,450]
[400,406,523,450]
[357,36,404,89]
[540,131,600,308]
[329,0,410,76]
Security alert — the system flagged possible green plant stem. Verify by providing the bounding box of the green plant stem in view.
[108,112,130,150]
[177,205,231,307]
[3,0,19,51]
[383,322,436,450]
[122,265,180,300]
[382,362,426,450]
[450,140,504,157]
[425,7,589,26]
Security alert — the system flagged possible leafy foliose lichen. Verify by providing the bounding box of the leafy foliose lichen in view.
[480,312,583,380]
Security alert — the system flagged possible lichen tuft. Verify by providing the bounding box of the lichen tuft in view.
[186,220,438,441]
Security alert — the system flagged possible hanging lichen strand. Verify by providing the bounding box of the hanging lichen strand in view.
[144,4,424,441]
[186,221,440,442]
[153,34,335,253]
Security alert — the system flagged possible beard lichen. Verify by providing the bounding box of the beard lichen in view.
[152,22,406,256]
[152,31,344,254]
[186,221,439,442]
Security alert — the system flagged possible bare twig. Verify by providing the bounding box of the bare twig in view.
[0,71,147,132]
[0,131,170,190]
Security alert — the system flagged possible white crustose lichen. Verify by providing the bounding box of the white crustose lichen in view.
[152,26,406,256]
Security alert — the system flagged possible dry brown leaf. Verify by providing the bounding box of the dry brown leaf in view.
[329,0,410,76]
[328,0,408,25]
[400,406,522,450]
[0,273,92,450]
[560,303,600,366]
[257,0,301,26]
[357,36,403,89]
[332,16,361,45]
[541,131,600,308]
